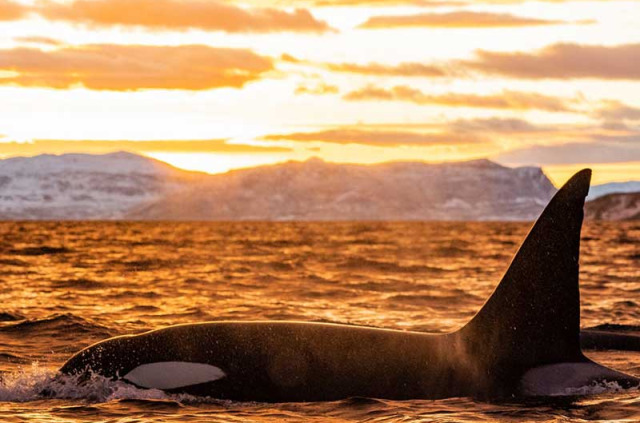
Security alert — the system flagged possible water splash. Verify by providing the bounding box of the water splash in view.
[0,363,202,403]
[559,380,640,397]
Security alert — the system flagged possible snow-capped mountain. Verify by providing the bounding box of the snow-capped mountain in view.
[588,181,640,200]
[0,153,562,221]
[0,152,193,220]
[586,192,640,221]
[128,158,557,221]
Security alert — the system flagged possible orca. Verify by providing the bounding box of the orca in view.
[59,169,639,401]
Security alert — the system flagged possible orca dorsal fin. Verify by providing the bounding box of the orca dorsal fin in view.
[458,169,591,388]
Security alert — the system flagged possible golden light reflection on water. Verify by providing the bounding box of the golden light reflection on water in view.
[0,222,640,423]
[0,221,637,349]
[0,221,638,420]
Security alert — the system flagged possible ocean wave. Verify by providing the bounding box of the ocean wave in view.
[388,292,481,306]
[109,290,162,299]
[0,364,163,403]
[0,312,25,322]
[124,305,161,313]
[52,278,104,290]
[586,324,640,333]
[338,257,447,274]
[110,259,178,271]
[0,314,112,338]
[434,246,472,256]
[0,259,29,267]
[555,380,639,397]
[0,364,214,404]
[0,352,29,364]
[7,246,72,256]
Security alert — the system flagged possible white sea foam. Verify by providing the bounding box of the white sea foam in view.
[521,362,640,397]
[0,363,207,403]
[559,380,640,397]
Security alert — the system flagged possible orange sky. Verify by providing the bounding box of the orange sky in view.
[0,0,639,185]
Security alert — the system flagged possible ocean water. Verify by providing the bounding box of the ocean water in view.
[0,221,638,422]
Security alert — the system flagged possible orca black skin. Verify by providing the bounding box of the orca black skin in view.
[59,169,639,401]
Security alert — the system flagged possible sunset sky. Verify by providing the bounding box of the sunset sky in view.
[0,0,639,185]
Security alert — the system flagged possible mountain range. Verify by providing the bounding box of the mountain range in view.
[0,152,636,221]
[585,192,640,221]
[0,152,195,220]
[587,181,640,200]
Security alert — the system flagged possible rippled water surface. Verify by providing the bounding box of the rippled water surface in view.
[0,221,638,422]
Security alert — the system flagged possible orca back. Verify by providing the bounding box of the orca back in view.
[456,169,592,396]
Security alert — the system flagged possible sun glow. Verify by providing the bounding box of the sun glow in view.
[0,0,637,182]
[544,162,640,186]
[146,152,290,175]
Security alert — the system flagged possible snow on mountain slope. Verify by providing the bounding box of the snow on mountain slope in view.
[588,181,640,200]
[127,158,557,221]
[0,154,560,221]
[586,192,640,221]
[0,152,193,220]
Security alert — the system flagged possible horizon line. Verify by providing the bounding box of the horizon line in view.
[1,149,638,187]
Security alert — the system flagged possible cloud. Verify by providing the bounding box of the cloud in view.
[449,118,551,134]
[13,36,62,46]
[0,44,273,90]
[37,0,331,33]
[0,139,292,155]
[359,11,587,29]
[344,85,574,112]
[595,101,640,122]
[327,62,446,77]
[269,0,464,6]
[463,43,640,80]
[450,116,636,146]
[295,82,339,95]
[281,53,302,63]
[319,0,454,4]
[251,0,621,6]
[262,128,484,146]
[0,0,26,20]
[262,0,557,6]
[495,136,640,165]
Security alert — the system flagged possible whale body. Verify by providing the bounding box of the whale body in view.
[59,169,639,401]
